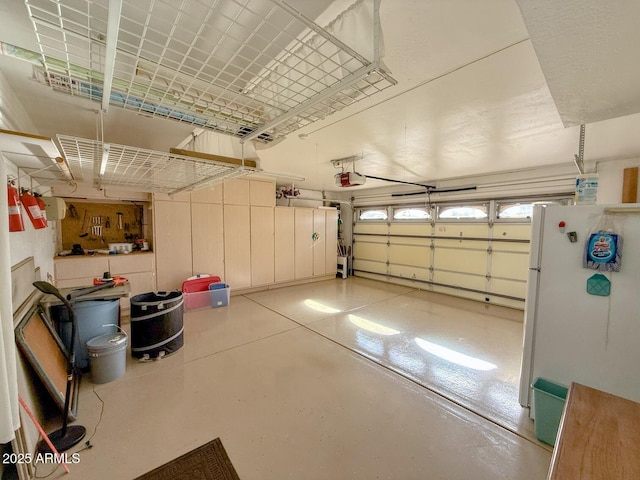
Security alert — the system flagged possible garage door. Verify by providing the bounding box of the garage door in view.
[352,205,531,309]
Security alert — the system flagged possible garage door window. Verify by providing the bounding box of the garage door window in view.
[359,209,388,220]
[438,204,488,220]
[496,199,570,220]
[497,203,534,219]
[393,207,431,220]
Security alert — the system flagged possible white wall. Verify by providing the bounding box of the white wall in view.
[0,71,37,134]
[595,158,640,204]
[4,160,58,280]
[276,186,325,208]
[1,69,60,461]
[1,71,57,282]
[344,157,639,208]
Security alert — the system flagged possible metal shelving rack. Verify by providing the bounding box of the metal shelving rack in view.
[25,0,396,145]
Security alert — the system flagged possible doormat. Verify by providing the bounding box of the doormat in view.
[134,438,241,480]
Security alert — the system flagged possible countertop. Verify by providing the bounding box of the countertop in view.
[548,382,640,479]
[55,250,154,259]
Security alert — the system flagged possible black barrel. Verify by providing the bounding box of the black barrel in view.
[130,291,184,359]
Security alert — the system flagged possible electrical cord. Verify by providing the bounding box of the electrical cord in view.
[34,385,105,479]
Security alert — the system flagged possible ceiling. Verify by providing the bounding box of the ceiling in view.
[1,0,639,194]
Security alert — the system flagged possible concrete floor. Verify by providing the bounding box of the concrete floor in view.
[39,277,551,480]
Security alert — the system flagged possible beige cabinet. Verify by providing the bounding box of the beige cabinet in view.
[190,183,223,204]
[293,208,339,280]
[312,209,338,276]
[313,209,327,275]
[250,179,275,206]
[274,207,295,282]
[223,178,250,205]
[54,253,155,318]
[55,254,155,288]
[294,208,314,279]
[224,205,251,288]
[191,202,224,277]
[152,192,191,202]
[250,206,274,286]
[107,253,156,315]
[54,256,109,288]
[154,200,193,290]
[150,178,335,294]
[223,177,274,206]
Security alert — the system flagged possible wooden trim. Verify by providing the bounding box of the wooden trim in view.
[622,167,638,203]
[169,148,257,169]
[0,128,52,142]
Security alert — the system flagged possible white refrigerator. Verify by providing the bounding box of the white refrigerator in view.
[519,203,640,408]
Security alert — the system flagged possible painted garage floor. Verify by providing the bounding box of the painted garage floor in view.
[39,277,550,480]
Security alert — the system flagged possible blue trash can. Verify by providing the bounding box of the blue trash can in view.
[54,300,119,370]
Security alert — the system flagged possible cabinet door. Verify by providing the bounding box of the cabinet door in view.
[124,271,156,297]
[154,200,192,290]
[191,203,224,277]
[249,179,275,206]
[325,209,338,274]
[274,207,295,282]
[250,206,274,286]
[109,253,155,274]
[223,178,250,205]
[55,257,109,281]
[109,253,157,306]
[224,205,251,288]
[117,271,157,314]
[294,208,314,279]
[313,209,326,276]
[153,192,190,202]
[190,183,223,204]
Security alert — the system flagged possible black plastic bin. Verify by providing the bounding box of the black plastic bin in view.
[130,291,184,359]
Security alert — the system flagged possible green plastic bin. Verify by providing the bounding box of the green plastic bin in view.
[532,378,568,446]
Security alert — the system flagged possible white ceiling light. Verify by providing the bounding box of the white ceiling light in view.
[101,0,123,113]
[99,143,110,177]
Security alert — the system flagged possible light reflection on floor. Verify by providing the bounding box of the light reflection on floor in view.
[348,313,401,336]
[249,277,536,442]
[303,298,341,314]
[415,337,498,371]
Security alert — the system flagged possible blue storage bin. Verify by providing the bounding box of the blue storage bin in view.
[208,282,230,308]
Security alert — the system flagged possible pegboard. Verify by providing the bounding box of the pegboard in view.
[60,201,145,251]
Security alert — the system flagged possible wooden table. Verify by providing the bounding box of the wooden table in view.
[548,382,640,479]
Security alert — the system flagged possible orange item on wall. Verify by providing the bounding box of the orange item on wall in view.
[7,181,25,232]
[34,192,48,221]
[20,188,47,229]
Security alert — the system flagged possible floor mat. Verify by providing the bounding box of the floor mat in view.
[134,438,240,480]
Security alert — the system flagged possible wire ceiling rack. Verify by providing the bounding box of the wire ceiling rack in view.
[24,0,397,145]
[56,135,256,194]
